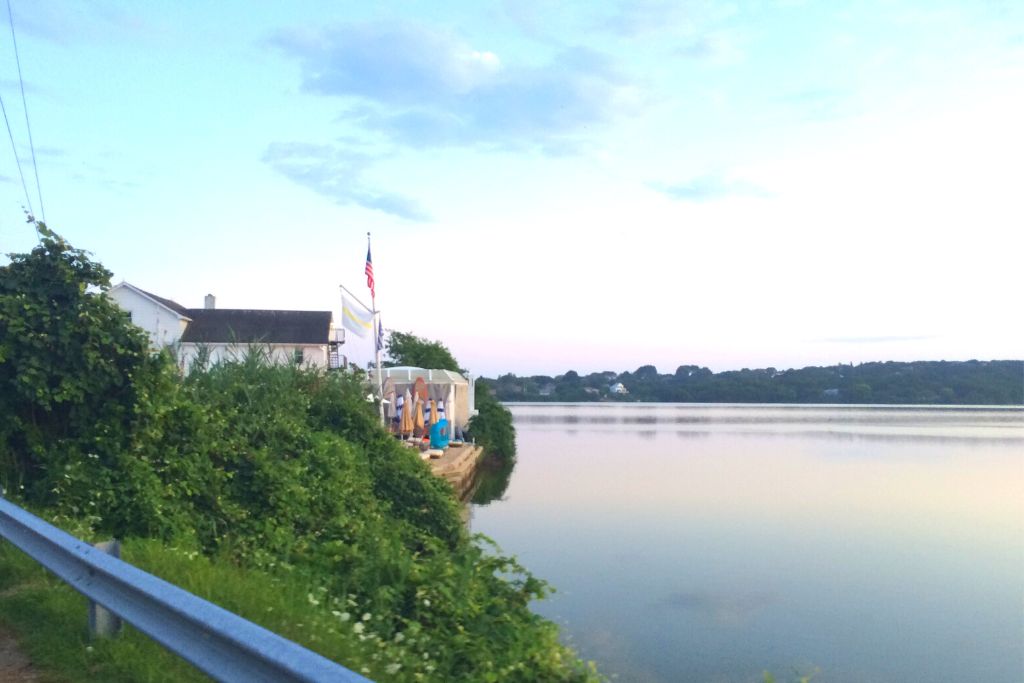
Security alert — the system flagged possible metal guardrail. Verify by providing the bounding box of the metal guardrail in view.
[0,496,373,683]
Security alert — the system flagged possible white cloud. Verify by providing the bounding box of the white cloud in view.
[273,22,636,154]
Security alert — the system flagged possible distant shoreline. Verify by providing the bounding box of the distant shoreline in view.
[482,360,1024,406]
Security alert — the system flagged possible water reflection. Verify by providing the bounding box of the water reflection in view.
[471,404,1024,683]
[656,590,776,626]
[509,403,1024,444]
[467,453,515,506]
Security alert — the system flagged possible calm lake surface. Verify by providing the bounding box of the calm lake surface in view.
[469,404,1024,683]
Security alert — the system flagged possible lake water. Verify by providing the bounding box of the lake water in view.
[469,404,1024,683]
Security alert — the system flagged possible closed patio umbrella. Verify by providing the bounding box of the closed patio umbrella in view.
[400,389,413,437]
[413,397,425,436]
[387,389,399,433]
[445,385,457,440]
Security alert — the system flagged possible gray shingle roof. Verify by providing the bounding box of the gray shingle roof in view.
[180,309,331,345]
[132,285,190,317]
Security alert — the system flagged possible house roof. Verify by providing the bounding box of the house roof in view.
[140,288,190,316]
[180,309,332,345]
[113,282,191,319]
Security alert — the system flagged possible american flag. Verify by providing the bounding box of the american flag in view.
[364,244,375,301]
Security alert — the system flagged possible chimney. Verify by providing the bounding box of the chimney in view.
[204,294,216,310]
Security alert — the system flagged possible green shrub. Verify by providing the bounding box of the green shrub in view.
[467,383,516,460]
[0,228,596,682]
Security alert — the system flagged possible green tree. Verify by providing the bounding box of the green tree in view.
[0,224,171,534]
[385,330,463,372]
[468,384,516,460]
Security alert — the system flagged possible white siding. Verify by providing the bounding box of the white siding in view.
[177,343,329,373]
[108,284,189,349]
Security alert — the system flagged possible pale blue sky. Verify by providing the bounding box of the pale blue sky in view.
[1,1,1021,376]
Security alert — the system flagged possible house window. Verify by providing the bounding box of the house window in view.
[293,348,304,364]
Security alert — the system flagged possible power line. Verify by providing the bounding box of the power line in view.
[5,0,42,223]
[0,89,34,220]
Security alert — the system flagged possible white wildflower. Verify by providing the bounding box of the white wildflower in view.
[353,622,365,634]
[362,612,372,621]
[306,593,320,606]
[385,663,401,675]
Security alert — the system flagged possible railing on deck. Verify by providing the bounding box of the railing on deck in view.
[0,496,372,683]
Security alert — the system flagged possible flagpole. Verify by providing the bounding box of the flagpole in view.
[339,284,373,312]
[368,232,385,425]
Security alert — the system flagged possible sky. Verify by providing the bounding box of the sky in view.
[0,0,1021,377]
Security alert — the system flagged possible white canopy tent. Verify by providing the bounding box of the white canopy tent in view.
[370,366,476,432]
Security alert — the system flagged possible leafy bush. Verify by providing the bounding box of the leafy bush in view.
[0,224,177,536]
[467,383,516,460]
[0,229,594,682]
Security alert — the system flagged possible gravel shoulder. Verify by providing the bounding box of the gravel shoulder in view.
[0,627,41,682]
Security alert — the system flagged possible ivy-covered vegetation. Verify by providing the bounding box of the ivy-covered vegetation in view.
[483,360,1023,405]
[0,226,594,682]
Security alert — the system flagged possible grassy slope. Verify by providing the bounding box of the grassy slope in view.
[0,363,598,683]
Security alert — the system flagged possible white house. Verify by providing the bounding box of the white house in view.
[108,282,191,349]
[177,307,335,371]
[609,382,629,394]
[109,282,341,372]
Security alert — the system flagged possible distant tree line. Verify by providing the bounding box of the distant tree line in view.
[481,360,1023,405]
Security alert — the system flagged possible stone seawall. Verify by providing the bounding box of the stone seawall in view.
[427,444,484,499]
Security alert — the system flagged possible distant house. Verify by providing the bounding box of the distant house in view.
[109,282,341,371]
[538,383,556,397]
[822,388,840,398]
[609,382,629,394]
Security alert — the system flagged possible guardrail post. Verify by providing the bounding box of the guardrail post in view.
[0,497,374,681]
[88,540,123,638]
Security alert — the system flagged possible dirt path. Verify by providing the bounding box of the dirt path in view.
[0,627,41,682]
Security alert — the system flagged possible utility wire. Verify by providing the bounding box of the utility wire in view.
[0,89,34,220]
[5,0,42,223]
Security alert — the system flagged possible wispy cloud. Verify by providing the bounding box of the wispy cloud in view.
[262,142,430,222]
[649,174,770,202]
[600,0,737,39]
[12,3,157,45]
[675,32,745,65]
[272,22,638,155]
